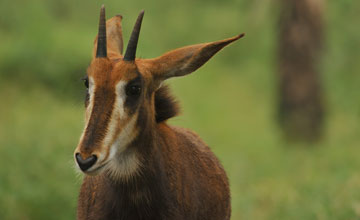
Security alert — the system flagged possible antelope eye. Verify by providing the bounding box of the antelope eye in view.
[126,84,141,97]
[82,77,89,88]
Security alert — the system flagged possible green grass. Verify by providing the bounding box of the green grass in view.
[0,83,82,219]
[0,0,360,219]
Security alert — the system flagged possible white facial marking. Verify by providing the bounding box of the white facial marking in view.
[110,114,138,154]
[85,76,96,125]
[101,81,127,151]
[115,81,127,119]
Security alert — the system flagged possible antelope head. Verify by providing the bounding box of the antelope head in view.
[74,6,244,177]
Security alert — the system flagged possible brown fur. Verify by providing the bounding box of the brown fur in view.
[154,85,180,123]
[75,9,244,220]
[77,123,231,220]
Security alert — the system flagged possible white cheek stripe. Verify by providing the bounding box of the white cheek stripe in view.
[107,115,140,180]
[116,81,126,120]
[86,77,96,124]
[110,114,138,155]
[101,81,127,152]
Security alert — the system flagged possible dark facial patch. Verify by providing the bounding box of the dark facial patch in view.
[80,86,116,153]
[154,85,180,123]
[85,91,90,108]
[124,75,143,115]
[82,76,90,107]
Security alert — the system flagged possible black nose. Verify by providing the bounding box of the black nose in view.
[75,153,97,171]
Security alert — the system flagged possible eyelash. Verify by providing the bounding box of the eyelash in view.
[82,77,89,89]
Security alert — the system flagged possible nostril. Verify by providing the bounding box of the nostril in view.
[75,153,98,172]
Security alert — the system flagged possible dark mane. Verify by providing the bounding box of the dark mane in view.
[154,85,180,123]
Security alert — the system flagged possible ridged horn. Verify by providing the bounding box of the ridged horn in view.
[96,5,107,58]
[123,10,144,61]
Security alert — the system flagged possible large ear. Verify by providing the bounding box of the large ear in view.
[142,34,244,81]
[93,15,124,59]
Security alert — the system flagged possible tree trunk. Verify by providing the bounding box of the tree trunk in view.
[278,0,325,143]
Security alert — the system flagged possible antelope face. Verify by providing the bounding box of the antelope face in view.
[74,59,149,175]
[74,8,147,176]
[74,5,243,177]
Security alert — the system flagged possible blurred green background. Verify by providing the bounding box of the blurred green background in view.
[0,0,359,219]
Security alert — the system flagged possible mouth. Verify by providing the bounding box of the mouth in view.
[83,161,109,176]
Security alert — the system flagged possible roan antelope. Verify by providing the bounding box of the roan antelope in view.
[74,5,244,220]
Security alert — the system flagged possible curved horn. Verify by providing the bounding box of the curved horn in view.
[123,10,145,61]
[96,5,107,58]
